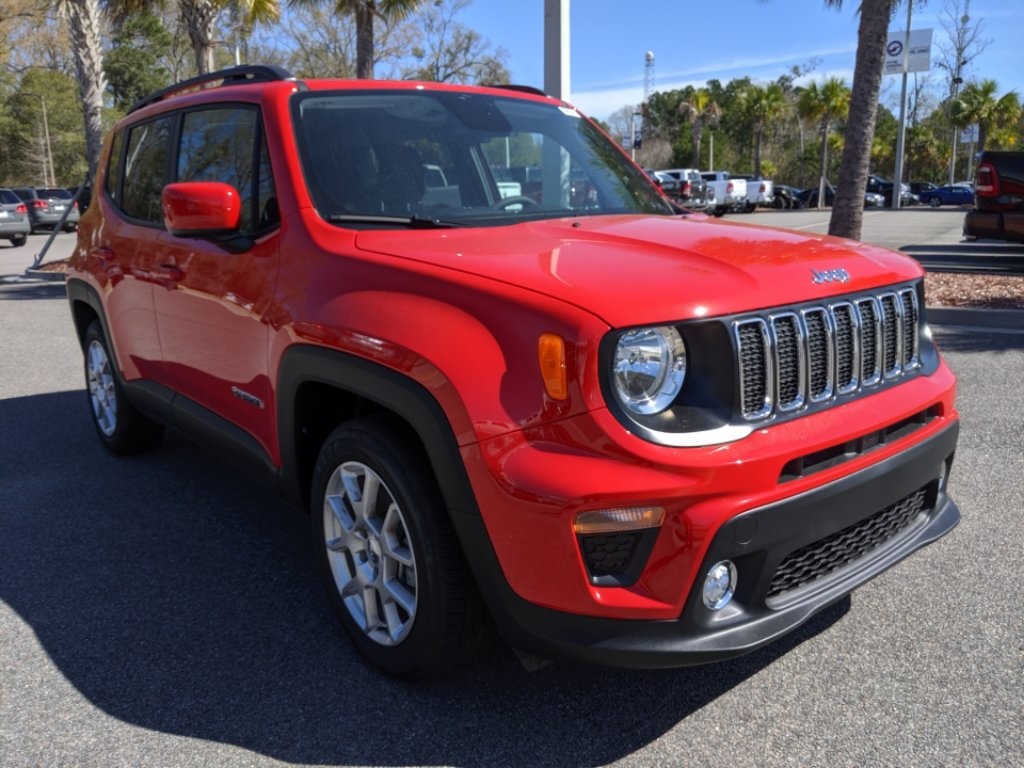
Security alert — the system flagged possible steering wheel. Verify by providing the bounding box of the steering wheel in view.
[492,195,538,210]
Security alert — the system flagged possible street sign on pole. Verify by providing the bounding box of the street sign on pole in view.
[883,28,933,76]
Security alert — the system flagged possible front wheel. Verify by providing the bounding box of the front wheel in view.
[311,415,488,678]
[929,197,941,208]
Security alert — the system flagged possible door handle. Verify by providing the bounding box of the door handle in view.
[158,264,185,282]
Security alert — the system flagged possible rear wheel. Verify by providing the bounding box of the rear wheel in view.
[311,415,488,679]
[83,321,164,454]
[10,233,27,247]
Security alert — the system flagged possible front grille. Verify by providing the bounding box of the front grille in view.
[767,485,930,600]
[734,287,920,421]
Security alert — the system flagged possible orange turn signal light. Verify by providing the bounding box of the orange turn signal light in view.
[538,333,568,400]
[573,507,665,535]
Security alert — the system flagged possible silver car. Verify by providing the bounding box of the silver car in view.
[11,187,81,233]
[0,188,31,247]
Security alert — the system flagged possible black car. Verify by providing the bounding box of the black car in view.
[865,175,915,207]
[771,184,804,209]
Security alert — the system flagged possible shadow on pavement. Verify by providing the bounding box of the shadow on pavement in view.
[0,390,849,767]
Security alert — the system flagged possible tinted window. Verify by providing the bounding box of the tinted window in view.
[176,107,278,235]
[106,129,125,205]
[0,189,19,204]
[123,117,172,224]
[293,91,671,227]
[37,188,72,199]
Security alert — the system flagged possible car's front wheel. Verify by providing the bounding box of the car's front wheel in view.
[929,197,941,208]
[311,415,488,678]
[83,321,164,454]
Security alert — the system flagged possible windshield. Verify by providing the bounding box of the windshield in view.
[292,89,672,227]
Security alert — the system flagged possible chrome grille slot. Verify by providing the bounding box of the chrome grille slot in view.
[771,313,804,411]
[734,285,923,422]
[881,293,900,378]
[736,319,772,420]
[802,307,833,402]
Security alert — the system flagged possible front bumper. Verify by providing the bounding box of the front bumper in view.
[473,420,959,669]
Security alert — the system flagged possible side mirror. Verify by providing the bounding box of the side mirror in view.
[162,182,241,237]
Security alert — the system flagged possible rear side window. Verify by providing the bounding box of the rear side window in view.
[106,130,125,205]
[122,117,173,224]
[0,189,19,204]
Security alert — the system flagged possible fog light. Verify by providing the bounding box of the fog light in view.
[702,560,737,611]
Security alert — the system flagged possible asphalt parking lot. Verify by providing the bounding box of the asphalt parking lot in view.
[1,218,1022,767]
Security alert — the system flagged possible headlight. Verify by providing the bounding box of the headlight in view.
[612,326,686,415]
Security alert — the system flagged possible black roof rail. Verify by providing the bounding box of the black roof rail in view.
[129,65,296,114]
[488,84,550,98]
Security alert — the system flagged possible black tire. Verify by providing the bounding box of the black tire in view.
[11,233,27,247]
[310,414,488,679]
[64,222,78,233]
[82,321,164,455]
[928,197,941,208]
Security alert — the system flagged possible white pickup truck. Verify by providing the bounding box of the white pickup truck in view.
[733,174,775,212]
[700,171,747,216]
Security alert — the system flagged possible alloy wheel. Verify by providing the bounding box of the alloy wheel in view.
[86,339,117,436]
[322,461,418,646]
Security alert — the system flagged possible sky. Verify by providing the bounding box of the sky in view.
[454,0,1024,123]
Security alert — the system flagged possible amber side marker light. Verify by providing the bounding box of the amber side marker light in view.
[538,333,568,400]
[573,506,665,535]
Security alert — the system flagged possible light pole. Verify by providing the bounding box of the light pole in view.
[948,11,970,185]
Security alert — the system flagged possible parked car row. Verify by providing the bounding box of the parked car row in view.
[0,186,81,237]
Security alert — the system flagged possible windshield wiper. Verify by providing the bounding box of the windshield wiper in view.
[327,213,464,229]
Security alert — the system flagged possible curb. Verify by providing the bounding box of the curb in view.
[927,306,1024,331]
[22,268,67,282]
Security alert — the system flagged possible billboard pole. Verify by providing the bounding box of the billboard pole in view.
[891,1,913,210]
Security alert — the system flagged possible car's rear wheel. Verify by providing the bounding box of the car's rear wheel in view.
[311,415,488,679]
[10,234,27,247]
[83,321,164,454]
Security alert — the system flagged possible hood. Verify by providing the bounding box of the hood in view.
[354,214,923,327]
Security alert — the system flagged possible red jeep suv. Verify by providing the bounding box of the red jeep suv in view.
[66,66,960,678]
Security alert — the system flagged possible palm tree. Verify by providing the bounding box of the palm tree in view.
[823,0,896,239]
[54,0,106,180]
[952,79,1022,153]
[179,0,281,75]
[288,0,423,79]
[797,78,850,209]
[678,88,721,169]
[739,82,787,178]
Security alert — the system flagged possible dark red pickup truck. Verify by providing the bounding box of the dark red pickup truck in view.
[964,151,1024,244]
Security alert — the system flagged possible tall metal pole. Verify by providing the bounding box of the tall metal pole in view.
[543,0,570,207]
[891,0,913,209]
[543,0,569,101]
[41,96,56,187]
[948,10,970,185]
